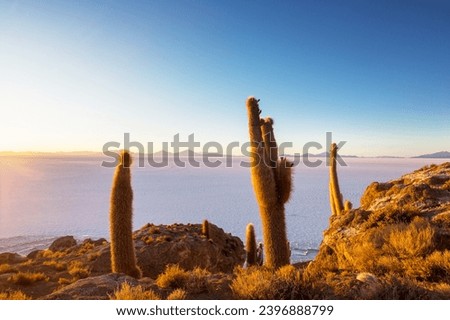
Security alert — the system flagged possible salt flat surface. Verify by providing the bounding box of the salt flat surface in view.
[0,155,447,261]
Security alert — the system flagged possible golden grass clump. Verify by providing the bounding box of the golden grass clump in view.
[43,260,67,271]
[167,288,188,300]
[68,261,90,279]
[110,282,161,300]
[41,250,66,259]
[0,264,18,274]
[231,265,303,299]
[8,272,49,285]
[311,215,445,283]
[78,242,95,254]
[156,265,211,294]
[385,217,435,258]
[0,290,31,300]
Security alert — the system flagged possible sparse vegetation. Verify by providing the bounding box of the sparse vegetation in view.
[167,288,188,300]
[43,260,67,271]
[41,250,66,259]
[232,265,312,300]
[8,272,49,285]
[156,265,211,294]
[110,282,161,300]
[0,264,18,274]
[0,290,31,300]
[68,261,89,279]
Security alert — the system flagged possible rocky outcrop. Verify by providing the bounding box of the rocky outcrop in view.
[0,252,27,264]
[0,222,244,299]
[49,236,77,252]
[311,162,450,287]
[90,223,244,278]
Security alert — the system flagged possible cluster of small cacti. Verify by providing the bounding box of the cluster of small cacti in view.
[109,151,142,279]
[329,143,352,215]
[246,97,293,269]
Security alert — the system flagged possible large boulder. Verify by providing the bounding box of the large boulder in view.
[89,222,245,278]
[0,252,27,264]
[49,236,77,252]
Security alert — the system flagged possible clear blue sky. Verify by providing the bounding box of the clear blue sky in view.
[0,0,449,156]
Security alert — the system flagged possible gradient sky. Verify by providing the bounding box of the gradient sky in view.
[0,0,449,156]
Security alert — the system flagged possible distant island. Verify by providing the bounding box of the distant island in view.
[413,151,450,159]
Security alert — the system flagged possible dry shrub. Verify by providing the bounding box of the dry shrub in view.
[156,265,189,288]
[167,288,187,300]
[68,261,90,279]
[0,290,31,300]
[58,277,73,286]
[87,252,101,262]
[43,260,67,271]
[78,242,94,254]
[156,235,172,242]
[156,265,211,294]
[0,264,18,274]
[110,282,161,300]
[384,217,435,258]
[432,211,450,227]
[375,275,448,299]
[423,250,450,281]
[41,250,66,259]
[231,266,305,299]
[8,272,49,285]
[335,240,380,272]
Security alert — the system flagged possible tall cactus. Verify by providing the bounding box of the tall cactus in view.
[202,219,210,239]
[329,143,344,215]
[109,150,142,278]
[246,97,292,268]
[245,223,257,266]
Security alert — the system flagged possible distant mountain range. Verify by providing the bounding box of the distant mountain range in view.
[413,151,450,159]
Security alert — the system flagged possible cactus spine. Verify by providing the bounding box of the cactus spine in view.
[245,223,257,266]
[329,143,344,215]
[109,151,142,278]
[202,219,210,239]
[246,97,292,268]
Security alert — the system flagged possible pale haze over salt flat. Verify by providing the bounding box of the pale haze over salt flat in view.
[0,156,448,261]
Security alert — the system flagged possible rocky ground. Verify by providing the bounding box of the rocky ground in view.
[1,162,449,299]
[310,162,450,298]
[0,223,244,299]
